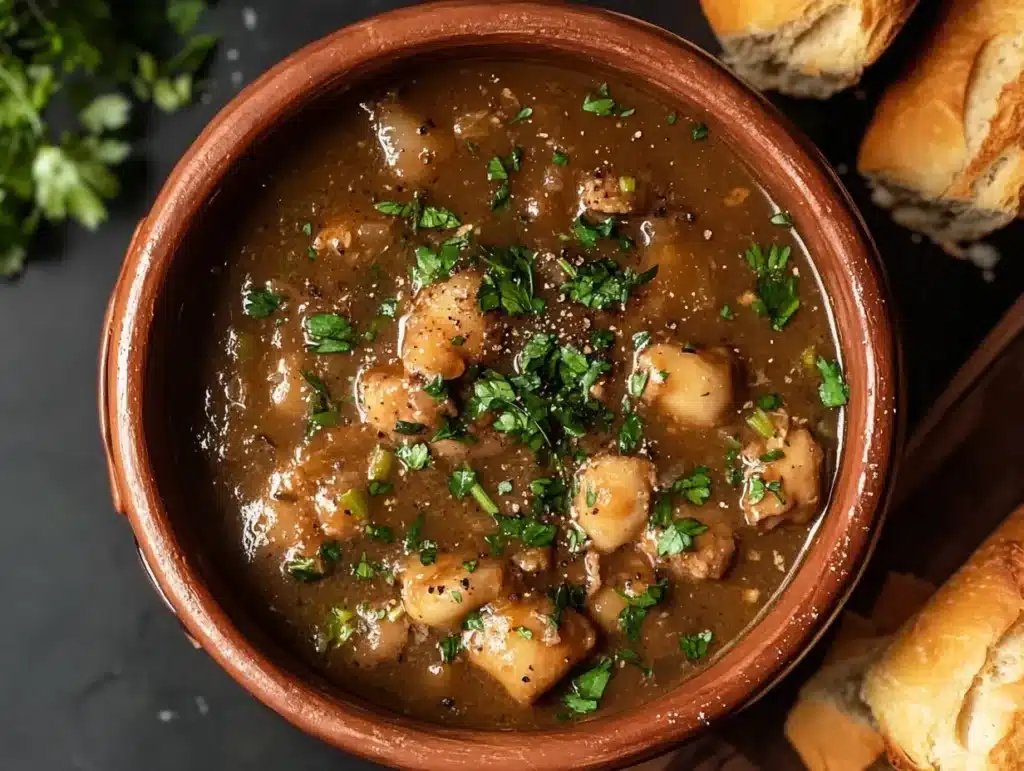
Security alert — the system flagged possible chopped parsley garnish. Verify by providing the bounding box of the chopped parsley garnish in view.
[487,148,523,210]
[691,122,709,140]
[582,83,633,118]
[423,376,448,400]
[304,313,357,354]
[300,370,339,435]
[719,304,734,320]
[760,449,785,463]
[394,420,426,435]
[448,465,499,516]
[667,112,678,125]
[478,245,545,315]
[514,626,533,640]
[365,523,394,542]
[590,329,615,350]
[617,408,644,454]
[569,213,633,250]
[463,610,485,632]
[680,629,714,661]
[300,221,313,236]
[462,559,478,573]
[439,634,463,663]
[451,335,466,346]
[352,552,376,580]
[559,257,657,311]
[284,555,325,582]
[418,205,461,229]
[757,393,783,411]
[549,583,587,627]
[487,156,508,181]
[617,580,668,641]
[510,105,533,123]
[562,657,613,715]
[673,466,712,506]
[243,286,281,318]
[378,297,399,318]
[628,370,649,399]
[497,480,513,495]
[376,194,460,231]
[368,480,393,497]
[324,607,357,647]
[817,357,850,408]
[770,210,794,227]
[396,442,431,470]
[431,416,471,443]
[725,437,744,487]
[743,242,800,331]
[491,181,510,210]
[552,150,569,166]
[411,234,470,288]
[632,330,652,352]
[656,517,708,557]
[404,513,438,565]
[450,590,463,604]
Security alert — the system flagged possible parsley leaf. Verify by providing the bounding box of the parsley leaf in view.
[478,245,545,316]
[673,466,712,506]
[562,657,613,715]
[617,580,668,640]
[656,517,708,557]
[394,420,426,435]
[617,409,644,454]
[411,234,469,288]
[680,629,714,661]
[770,210,794,227]
[560,257,657,310]
[243,286,281,318]
[744,242,800,331]
[552,150,569,166]
[300,370,338,436]
[510,105,533,123]
[396,442,431,470]
[582,82,632,118]
[691,122,709,140]
[816,357,850,408]
[439,634,463,663]
[304,313,357,354]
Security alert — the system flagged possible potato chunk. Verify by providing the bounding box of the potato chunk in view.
[358,368,454,440]
[637,344,734,429]
[580,174,638,214]
[401,270,491,380]
[742,423,824,529]
[573,455,655,553]
[400,553,505,628]
[587,549,656,635]
[373,100,453,184]
[640,522,736,582]
[465,595,596,704]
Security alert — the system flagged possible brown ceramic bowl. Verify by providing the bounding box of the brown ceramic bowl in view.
[99,3,900,769]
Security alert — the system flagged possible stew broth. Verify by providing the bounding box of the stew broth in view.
[185,59,845,729]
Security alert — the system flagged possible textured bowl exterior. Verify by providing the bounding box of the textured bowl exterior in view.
[99,3,901,769]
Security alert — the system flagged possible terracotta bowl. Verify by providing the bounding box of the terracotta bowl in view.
[99,2,900,769]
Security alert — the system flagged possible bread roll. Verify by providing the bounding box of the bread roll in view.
[858,0,1024,246]
[863,504,1024,770]
[698,0,919,98]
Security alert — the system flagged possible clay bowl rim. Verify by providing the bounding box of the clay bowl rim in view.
[100,3,900,769]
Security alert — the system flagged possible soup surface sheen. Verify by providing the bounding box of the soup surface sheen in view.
[190,60,845,729]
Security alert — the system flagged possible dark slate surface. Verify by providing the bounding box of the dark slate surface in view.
[1,2,1020,769]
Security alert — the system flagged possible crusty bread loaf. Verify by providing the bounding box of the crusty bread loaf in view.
[862,504,1024,770]
[698,0,919,98]
[857,0,1024,246]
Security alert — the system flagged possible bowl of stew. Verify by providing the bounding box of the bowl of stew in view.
[100,2,899,769]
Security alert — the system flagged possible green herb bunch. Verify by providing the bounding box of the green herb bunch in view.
[0,0,218,276]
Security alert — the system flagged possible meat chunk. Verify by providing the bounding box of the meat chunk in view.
[742,422,824,529]
[464,595,596,704]
[358,368,454,440]
[580,174,638,214]
[637,344,734,429]
[401,270,491,380]
[640,523,736,582]
[372,99,453,184]
[348,604,410,668]
[573,454,655,553]
[400,553,505,629]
